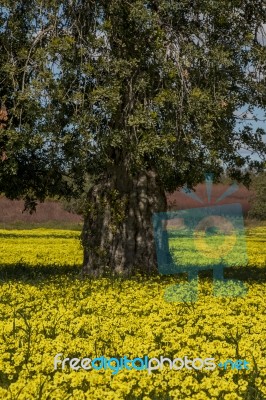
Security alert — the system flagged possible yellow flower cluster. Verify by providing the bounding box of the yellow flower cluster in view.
[0,228,83,266]
[0,227,265,399]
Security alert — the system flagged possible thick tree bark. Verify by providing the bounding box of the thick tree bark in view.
[81,167,169,277]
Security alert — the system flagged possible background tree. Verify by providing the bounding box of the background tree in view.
[0,0,266,276]
[249,171,266,220]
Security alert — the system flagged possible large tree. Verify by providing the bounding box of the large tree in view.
[0,0,266,276]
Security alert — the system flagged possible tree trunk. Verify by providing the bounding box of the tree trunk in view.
[81,167,169,277]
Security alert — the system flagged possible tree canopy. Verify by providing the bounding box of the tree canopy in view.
[1,1,265,204]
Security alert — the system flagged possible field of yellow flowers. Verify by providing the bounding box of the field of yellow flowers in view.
[0,227,265,399]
